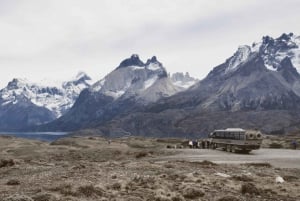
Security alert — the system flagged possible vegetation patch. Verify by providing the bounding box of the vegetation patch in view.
[241,182,260,195]
[269,142,283,149]
[182,187,205,199]
[0,159,15,168]
[77,185,104,197]
[6,179,20,186]
[244,162,272,168]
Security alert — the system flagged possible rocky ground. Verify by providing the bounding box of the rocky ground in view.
[0,135,299,201]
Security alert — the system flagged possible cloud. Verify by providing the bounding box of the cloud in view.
[0,0,299,87]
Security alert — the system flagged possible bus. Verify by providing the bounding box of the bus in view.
[209,128,263,153]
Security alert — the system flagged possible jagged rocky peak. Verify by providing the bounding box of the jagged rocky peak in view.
[146,56,159,65]
[257,33,300,72]
[91,54,180,102]
[117,54,145,68]
[215,33,300,75]
[75,71,92,82]
[63,71,93,87]
[170,72,198,89]
[6,78,28,90]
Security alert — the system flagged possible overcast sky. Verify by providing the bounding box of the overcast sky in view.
[0,0,299,87]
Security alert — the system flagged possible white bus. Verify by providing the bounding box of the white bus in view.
[209,128,263,153]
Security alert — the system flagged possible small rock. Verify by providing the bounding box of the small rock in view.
[215,172,231,178]
[275,176,284,184]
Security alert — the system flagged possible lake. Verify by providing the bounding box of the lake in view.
[0,132,69,142]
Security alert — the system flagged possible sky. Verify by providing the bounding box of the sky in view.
[0,0,300,87]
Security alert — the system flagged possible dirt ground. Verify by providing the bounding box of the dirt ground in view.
[0,135,299,201]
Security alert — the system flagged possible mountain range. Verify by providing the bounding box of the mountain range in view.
[77,32,300,137]
[0,57,197,131]
[39,55,197,131]
[0,72,92,130]
[1,33,300,136]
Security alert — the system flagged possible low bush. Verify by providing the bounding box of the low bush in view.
[182,187,205,199]
[77,185,103,197]
[135,151,148,159]
[0,159,15,168]
[269,142,283,149]
[6,179,20,186]
[241,182,260,195]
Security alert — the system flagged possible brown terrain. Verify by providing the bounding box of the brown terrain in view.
[0,134,299,201]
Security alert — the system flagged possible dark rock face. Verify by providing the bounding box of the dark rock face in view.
[117,54,145,68]
[0,100,55,131]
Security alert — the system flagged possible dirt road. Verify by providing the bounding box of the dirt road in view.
[157,148,300,168]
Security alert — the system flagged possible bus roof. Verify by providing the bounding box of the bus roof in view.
[214,128,245,132]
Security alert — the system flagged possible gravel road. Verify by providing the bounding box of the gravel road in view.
[157,148,300,168]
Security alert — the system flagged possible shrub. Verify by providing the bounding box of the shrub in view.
[244,163,272,168]
[111,182,121,190]
[32,193,55,201]
[231,175,253,182]
[182,187,205,199]
[77,185,103,197]
[0,159,15,168]
[217,195,240,201]
[269,143,283,149]
[135,151,148,159]
[49,183,77,196]
[241,183,260,195]
[6,179,20,186]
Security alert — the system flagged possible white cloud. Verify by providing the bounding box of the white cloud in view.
[0,0,299,87]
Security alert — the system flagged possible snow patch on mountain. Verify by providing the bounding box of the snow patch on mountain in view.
[144,75,159,89]
[226,45,252,73]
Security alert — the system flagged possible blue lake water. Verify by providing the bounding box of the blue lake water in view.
[0,132,69,142]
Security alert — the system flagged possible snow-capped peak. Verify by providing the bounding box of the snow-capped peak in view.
[226,45,252,73]
[257,33,300,72]
[75,71,91,81]
[6,78,30,89]
[223,33,300,74]
[170,72,198,89]
[91,55,180,102]
[63,71,93,87]
[0,72,92,118]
